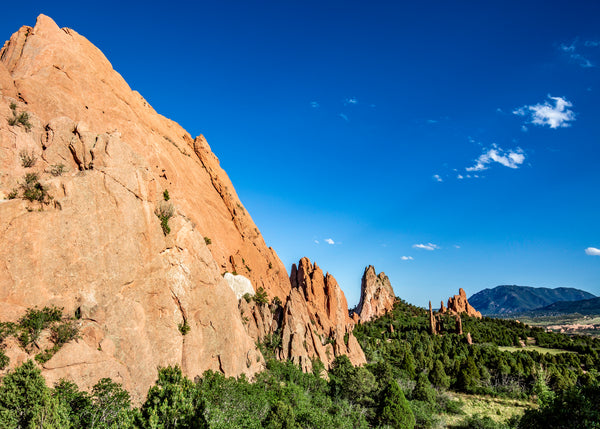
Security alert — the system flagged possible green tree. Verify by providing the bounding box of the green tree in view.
[139,366,207,428]
[378,380,415,429]
[412,373,436,404]
[0,360,70,428]
[54,379,91,427]
[429,359,450,389]
[85,378,134,428]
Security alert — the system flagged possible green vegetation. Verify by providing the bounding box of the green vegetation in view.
[254,287,269,305]
[0,306,79,369]
[178,320,191,336]
[19,149,37,168]
[156,200,174,235]
[498,345,575,355]
[7,102,32,131]
[204,236,212,245]
[12,172,53,204]
[49,163,66,176]
[1,299,598,427]
[163,189,170,201]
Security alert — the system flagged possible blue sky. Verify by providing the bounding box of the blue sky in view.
[2,1,599,307]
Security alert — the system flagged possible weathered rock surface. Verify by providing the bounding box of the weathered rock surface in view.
[354,265,396,322]
[0,15,368,400]
[279,258,366,371]
[224,273,255,300]
[444,288,482,319]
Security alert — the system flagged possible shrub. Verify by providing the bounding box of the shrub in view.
[204,236,211,245]
[19,150,36,168]
[7,188,18,199]
[178,321,191,335]
[20,173,51,204]
[254,287,269,305]
[51,321,80,346]
[49,164,66,176]
[155,201,174,235]
[271,296,282,307]
[242,293,253,303]
[0,349,9,370]
[7,105,32,131]
[163,189,170,201]
[18,306,62,346]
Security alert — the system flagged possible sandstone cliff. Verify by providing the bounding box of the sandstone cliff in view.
[0,15,365,400]
[354,265,396,322]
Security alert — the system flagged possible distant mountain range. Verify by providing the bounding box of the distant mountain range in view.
[469,285,596,315]
[538,296,600,315]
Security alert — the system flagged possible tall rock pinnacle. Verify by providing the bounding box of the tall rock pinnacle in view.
[355,265,396,322]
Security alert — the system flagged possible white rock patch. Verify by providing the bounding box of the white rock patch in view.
[224,272,254,300]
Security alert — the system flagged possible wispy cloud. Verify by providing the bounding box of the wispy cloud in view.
[466,145,525,172]
[433,174,443,182]
[314,240,319,244]
[401,256,414,260]
[413,243,439,251]
[585,247,600,256]
[513,95,575,129]
[310,101,320,108]
[457,174,464,179]
[559,41,594,67]
[427,119,438,124]
[454,245,461,249]
[585,40,600,47]
[338,113,349,122]
[325,238,335,245]
[344,97,358,105]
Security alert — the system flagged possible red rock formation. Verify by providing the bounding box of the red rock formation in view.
[280,258,366,370]
[355,265,396,322]
[445,288,482,319]
[0,15,366,399]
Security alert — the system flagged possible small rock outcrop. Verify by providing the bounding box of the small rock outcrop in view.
[444,288,482,319]
[355,265,396,322]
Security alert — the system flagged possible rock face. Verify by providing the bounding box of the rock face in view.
[0,15,366,400]
[224,273,255,300]
[355,265,396,322]
[444,288,482,319]
[279,258,366,371]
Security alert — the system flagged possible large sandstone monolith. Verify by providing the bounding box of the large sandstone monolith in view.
[355,265,396,322]
[445,288,482,319]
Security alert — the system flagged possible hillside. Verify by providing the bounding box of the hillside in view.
[469,285,596,315]
[537,296,600,315]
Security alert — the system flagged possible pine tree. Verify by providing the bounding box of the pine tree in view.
[378,380,415,429]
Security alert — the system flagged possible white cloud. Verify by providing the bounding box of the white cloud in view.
[521,125,528,132]
[314,240,319,244]
[560,41,594,67]
[325,238,335,245]
[310,101,319,108]
[345,97,358,105]
[585,40,600,47]
[466,145,525,172]
[338,113,349,122]
[454,245,461,249]
[401,256,414,260]
[514,95,575,129]
[413,243,439,251]
[427,119,438,124]
[457,174,464,179]
[585,247,600,256]
[433,174,443,182]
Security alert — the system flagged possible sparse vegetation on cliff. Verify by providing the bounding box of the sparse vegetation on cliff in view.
[7,102,32,131]
[155,200,174,235]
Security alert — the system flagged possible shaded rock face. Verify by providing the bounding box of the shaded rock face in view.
[0,15,368,400]
[279,258,366,371]
[355,265,396,322]
[444,288,482,319]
